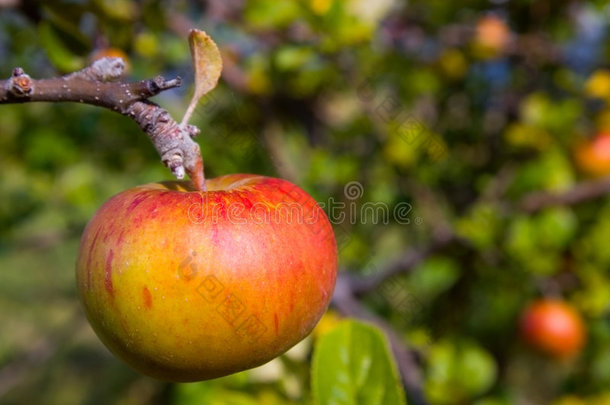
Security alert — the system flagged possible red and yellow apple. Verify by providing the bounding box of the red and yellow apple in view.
[519,299,586,359]
[75,174,337,381]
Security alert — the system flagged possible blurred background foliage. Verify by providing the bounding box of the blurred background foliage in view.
[2,0,610,404]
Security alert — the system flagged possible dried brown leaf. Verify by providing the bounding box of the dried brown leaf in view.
[182,29,222,125]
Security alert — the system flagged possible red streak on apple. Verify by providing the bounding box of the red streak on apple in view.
[86,228,102,290]
[117,230,125,246]
[143,287,152,309]
[104,249,114,297]
[241,196,253,209]
[76,174,337,381]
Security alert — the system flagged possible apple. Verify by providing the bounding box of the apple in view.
[75,174,337,381]
[574,133,610,177]
[519,299,586,359]
[473,15,510,57]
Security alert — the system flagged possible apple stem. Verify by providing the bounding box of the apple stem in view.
[187,151,207,191]
[0,59,206,190]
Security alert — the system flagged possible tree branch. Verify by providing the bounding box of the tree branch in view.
[0,58,206,190]
[349,172,610,296]
[347,232,455,296]
[519,175,610,213]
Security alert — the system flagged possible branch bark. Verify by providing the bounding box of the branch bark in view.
[347,233,455,296]
[519,175,610,213]
[0,58,206,190]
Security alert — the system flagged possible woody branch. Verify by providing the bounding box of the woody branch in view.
[0,57,206,190]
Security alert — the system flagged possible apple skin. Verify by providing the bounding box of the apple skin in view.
[75,174,337,381]
[519,299,586,359]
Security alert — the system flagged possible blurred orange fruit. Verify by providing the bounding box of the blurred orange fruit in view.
[574,133,610,177]
[473,15,510,57]
[520,299,586,359]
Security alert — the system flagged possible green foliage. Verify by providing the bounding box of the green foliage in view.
[312,320,406,405]
[425,340,497,404]
[3,1,610,404]
[506,208,578,275]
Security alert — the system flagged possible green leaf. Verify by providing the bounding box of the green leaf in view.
[38,22,85,72]
[455,203,501,250]
[409,257,460,302]
[275,46,314,71]
[244,0,300,30]
[312,319,406,405]
[537,207,577,250]
[425,340,497,404]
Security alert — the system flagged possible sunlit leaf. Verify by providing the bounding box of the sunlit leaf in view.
[182,29,223,125]
[425,340,497,404]
[312,319,407,405]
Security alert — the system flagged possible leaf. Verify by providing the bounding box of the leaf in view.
[38,22,85,73]
[182,29,223,125]
[425,340,497,403]
[312,319,407,405]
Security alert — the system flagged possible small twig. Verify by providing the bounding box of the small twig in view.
[0,58,206,190]
[519,175,610,213]
[404,179,454,241]
[479,165,516,203]
[332,274,429,405]
[348,233,455,296]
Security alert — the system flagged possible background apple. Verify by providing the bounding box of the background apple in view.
[519,299,586,359]
[473,15,510,58]
[574,132,610,177]
[75,174,337,381]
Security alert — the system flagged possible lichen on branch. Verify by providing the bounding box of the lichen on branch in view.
[0,58,206,190]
